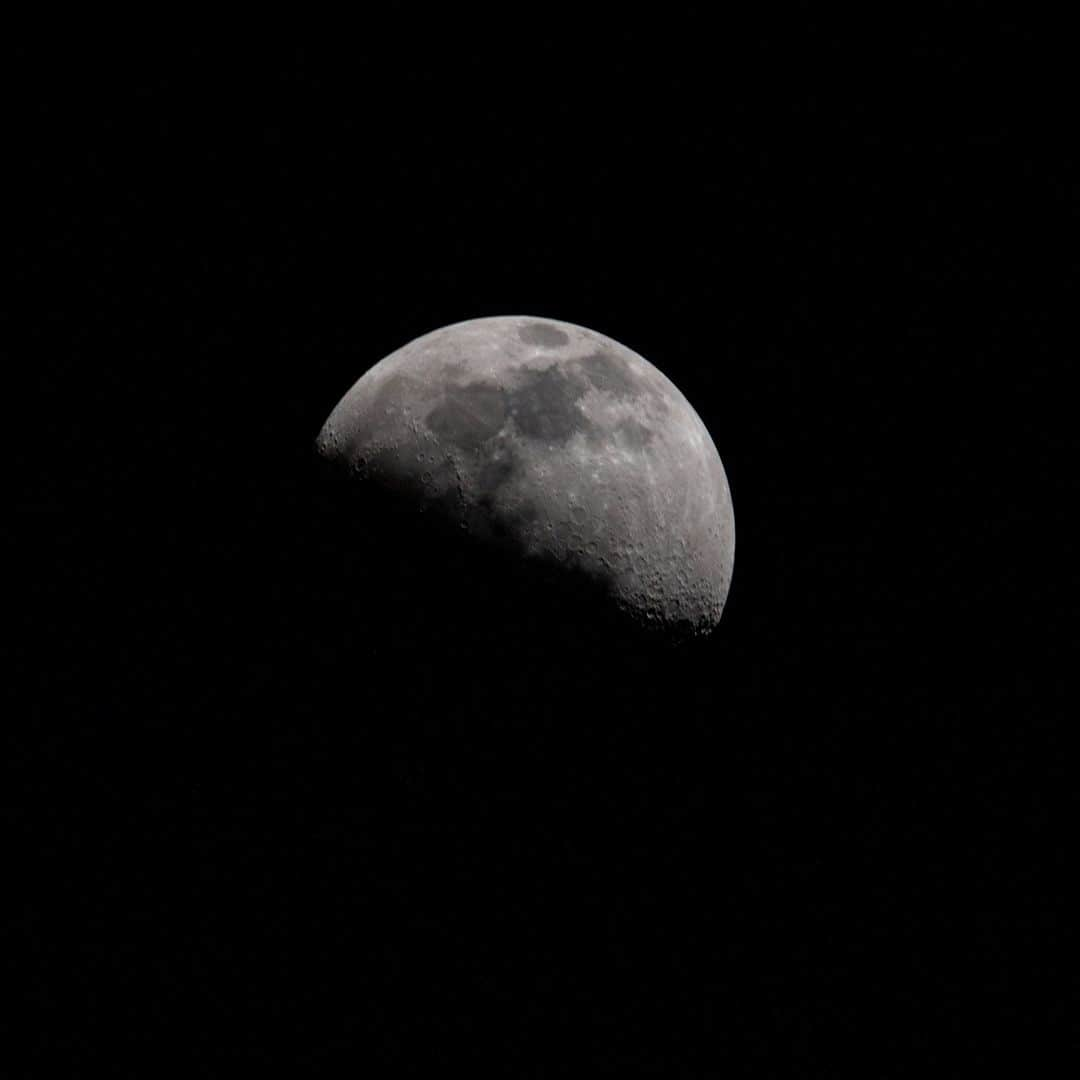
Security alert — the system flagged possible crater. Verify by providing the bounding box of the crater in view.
[518,322,570,348]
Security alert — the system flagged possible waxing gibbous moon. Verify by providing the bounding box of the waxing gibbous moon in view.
[315,315,735,643]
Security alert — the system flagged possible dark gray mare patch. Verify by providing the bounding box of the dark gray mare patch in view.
[577,350,641,399]
[425,380,508,450]
[509,364,591,442]
[518,322,570,348]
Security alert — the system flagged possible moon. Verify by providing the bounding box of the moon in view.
[315,315,734,643]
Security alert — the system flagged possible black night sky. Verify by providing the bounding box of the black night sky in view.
[12,16,1069,1075]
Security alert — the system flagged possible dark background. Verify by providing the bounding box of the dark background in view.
[11,15,1069,1075]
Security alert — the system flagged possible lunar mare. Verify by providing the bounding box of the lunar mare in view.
[315,315,735,640]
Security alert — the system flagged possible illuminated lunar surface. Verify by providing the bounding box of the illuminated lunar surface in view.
[316,315,734,642]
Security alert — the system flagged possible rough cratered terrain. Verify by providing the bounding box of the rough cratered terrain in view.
[315,315,735,643]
